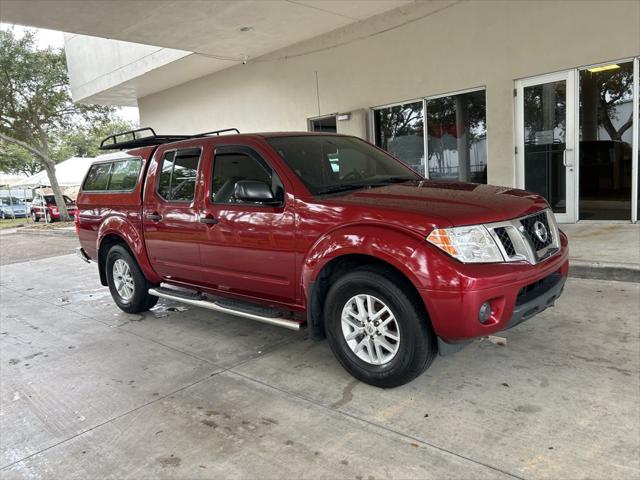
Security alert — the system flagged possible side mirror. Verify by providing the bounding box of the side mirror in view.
[233,180,277,204]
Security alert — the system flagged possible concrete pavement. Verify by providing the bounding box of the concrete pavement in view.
[0,231,638,479]
[561,223,640,282]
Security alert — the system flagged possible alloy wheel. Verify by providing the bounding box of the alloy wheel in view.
[341,294,400,365]
[112,258,135,301]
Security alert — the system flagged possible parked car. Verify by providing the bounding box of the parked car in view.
[0,197,27,219]
[76,127,569,387]
[30,194,77,222]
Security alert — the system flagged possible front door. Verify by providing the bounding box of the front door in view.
[516,71,577,223]
[196,144,297,305]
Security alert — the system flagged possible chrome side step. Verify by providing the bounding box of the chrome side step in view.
[148,287,304,331]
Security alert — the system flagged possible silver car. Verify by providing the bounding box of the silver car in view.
[0,197,27,219]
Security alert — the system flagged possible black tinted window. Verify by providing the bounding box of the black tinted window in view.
[212,153,277,203]
[83,158,141,191]
[267,135,420,195]
[157,149,200,202]
[83,163,112,191]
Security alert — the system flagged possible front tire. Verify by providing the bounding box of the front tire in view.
[324,266,437,388]
[31,211,39,222]
[106,244,158,313]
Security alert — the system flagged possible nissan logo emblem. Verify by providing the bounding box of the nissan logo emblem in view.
[533,221,548,243]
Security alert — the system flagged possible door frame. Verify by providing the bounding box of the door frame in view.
[515,70,577,223]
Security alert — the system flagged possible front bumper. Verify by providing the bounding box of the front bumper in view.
[419,233,569,344]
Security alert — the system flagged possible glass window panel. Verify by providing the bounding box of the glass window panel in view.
[83,162,112,191]
[212,153,273,203]
[267,135,419,196]
[107,159,141,191]
[170,152,200,202]
[579,61,633,220]
[373,101,425,174]
[157,151,175,200]
[522,81,567,213]
[427,90,487,183]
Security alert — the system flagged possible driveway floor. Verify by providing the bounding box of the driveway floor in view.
[0,232,638,479]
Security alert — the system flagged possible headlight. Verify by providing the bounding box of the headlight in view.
[426,225,504,263]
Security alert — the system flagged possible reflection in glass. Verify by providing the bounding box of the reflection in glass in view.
[373,102,424,174]
[579,62,633,220]
[426,90,487,183]
[523,81,567,213]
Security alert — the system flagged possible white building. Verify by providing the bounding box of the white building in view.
[1,0,638,222]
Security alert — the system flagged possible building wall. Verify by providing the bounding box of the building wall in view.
[138,0,640,187]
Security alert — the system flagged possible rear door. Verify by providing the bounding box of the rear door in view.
[196,142,297,304]
[142,145,206,283]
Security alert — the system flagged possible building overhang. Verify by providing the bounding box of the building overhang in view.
[0,0,414,105]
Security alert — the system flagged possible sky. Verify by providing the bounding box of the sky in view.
[1,23,140,124]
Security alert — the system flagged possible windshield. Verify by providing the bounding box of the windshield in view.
[44,195,73,204]
[266,135,421,195]
[0,197,23,206]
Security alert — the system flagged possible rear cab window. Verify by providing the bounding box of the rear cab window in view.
[82,157,142,192]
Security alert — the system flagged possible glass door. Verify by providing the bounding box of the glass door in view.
[579,61,634,220]
[516,71,577,223]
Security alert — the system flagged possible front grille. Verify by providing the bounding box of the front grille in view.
[520,211,553,251]
[494,227,516,257]
[486,208,560,264]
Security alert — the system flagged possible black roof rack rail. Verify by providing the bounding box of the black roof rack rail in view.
[192,128,240,138]
[99,127,240,151]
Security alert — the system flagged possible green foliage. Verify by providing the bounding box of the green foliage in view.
[0,28,116,152]
[0,142,41,176]
[0,27,128,219]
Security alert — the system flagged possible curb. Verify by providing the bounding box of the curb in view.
[17,228,77,238]
[569,261,640,283]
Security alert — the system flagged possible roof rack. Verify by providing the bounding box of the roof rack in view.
[99,127,240,150]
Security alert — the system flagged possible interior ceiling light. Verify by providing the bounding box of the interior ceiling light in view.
[587,64,620,73]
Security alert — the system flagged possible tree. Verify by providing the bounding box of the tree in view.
[0,118,136,177]
[0,142,42,176]
[0,28,116,221]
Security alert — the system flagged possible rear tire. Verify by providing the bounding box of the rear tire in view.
[324,266,437,388]
[31,211,39,222]
[106,244,158,313]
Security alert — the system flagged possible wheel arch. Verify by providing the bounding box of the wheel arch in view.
[96,217,160,286]
[305,252,431,341]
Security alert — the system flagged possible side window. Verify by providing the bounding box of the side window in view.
[107,159,142,190]
[158,152,175,199]
[212,152,281,204]
[83,158,142,191]
[83,163,112,191]
[157,148,201,202]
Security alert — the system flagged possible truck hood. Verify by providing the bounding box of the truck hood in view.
[324,181,549,226]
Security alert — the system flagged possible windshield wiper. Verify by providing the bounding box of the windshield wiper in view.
[315,184,368,195]
[380,176,417,183]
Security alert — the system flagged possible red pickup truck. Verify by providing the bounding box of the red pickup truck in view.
[76,127,568,387]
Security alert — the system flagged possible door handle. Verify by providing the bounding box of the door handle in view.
[199,215,219,225]
[563,148,574,167]
[146,212,162,222]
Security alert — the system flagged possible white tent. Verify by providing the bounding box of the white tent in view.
[12,157,96,187]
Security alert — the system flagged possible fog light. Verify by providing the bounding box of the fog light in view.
[479,302,492,323]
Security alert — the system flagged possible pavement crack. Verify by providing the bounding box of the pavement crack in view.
[227,370,528,480]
